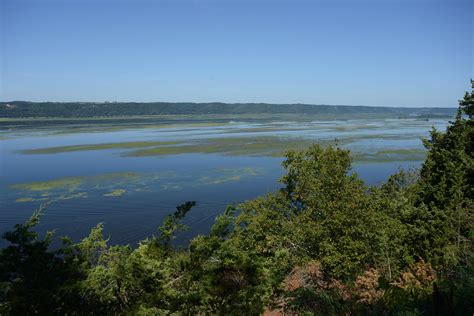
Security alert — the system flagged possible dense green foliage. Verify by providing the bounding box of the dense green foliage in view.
[0,83,472,315]
[0,100,455,118]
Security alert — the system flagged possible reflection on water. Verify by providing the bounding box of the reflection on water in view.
[0,118,448,247]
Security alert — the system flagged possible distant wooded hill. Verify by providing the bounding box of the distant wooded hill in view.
[0,101,456,118]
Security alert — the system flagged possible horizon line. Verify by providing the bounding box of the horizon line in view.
[0,100,458,109]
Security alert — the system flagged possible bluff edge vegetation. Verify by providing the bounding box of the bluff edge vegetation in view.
[0,83,473,315]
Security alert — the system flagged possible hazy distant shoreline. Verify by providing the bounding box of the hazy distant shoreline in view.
[0,101,456,119]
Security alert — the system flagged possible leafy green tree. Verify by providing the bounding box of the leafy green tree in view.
[158,201,196,248]
[414,81,474,271]
[0,205,76,314]
[280,145,386,279]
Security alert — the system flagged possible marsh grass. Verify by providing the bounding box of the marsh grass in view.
[103,189,127,197]
[10,172,138,191]
[126,136,318,157]
[10,168,263,203]
[19,141,180,154]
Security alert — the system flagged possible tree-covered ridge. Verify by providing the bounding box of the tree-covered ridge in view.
[0,82,472,315]
[0,101,456,118]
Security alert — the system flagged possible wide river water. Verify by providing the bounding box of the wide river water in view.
[0,117,449,247]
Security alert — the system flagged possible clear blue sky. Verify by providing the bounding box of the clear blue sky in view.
[1,0,472,107]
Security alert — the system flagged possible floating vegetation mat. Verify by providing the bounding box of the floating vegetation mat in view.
[18,141,179,154]
[10,168,264,203]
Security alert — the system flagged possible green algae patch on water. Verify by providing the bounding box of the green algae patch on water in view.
[103,189,126,197]
[15,197,35,203]
[55,192,89,201]
[9,172,139,192]
[199,175,242,185]
[19,141,180,155]
[10,177,83,192]
[160,184,182,190]
[15,197,50,203]
[10,173,138,203]
[198,166,265,185]
[212,167,262,176]
[126,136,317,157]
[14,192,88,203]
